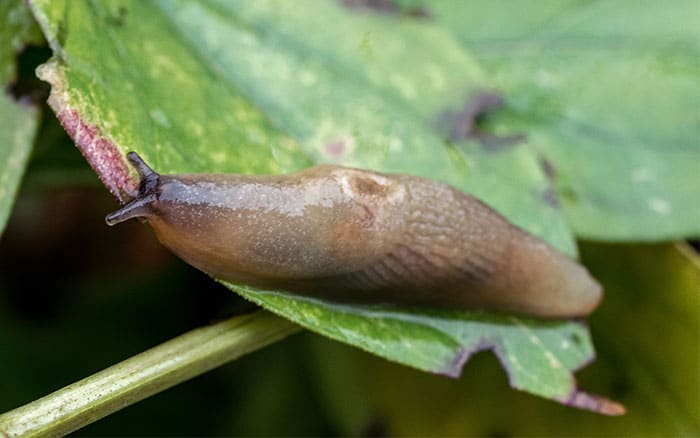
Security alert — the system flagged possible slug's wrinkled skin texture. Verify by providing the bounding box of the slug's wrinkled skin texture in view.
[107,153,602,318]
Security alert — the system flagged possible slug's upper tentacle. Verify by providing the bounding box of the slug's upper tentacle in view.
[127,151,155,179]
[127,152,160,194]
[105,152,160,226]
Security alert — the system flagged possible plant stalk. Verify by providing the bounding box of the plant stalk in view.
[0,311,300,437]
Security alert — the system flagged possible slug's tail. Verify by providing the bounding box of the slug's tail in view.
[105,152,160,226]
[511,235,603,318]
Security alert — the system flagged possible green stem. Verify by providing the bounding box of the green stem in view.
[0,311,300,438]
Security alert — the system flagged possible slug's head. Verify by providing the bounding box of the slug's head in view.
[105,152,161,226]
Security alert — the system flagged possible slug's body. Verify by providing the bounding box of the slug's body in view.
[107,153,602,318]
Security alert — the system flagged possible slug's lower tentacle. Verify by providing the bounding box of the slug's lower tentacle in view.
[105,194,156,226]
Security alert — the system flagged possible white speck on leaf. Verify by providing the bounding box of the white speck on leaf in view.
[424,63,445,90]
[535,69,560,88]
[299,70,317,86]
[545,350,562,369]
[212,151,225,163]
[390,73,416,99]
[150,108,170,128]
[648,197,671,215]
[388,137,403,152]
[632,166,652,183]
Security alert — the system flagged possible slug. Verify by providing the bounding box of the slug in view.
[106,152,601,318]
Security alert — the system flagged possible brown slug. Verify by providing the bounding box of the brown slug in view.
[106,152,602,318]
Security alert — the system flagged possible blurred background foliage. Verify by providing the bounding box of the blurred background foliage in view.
[1,0,698,435]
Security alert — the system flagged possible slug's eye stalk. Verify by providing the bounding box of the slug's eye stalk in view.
[105,152,161,226]
[127,151,159,195]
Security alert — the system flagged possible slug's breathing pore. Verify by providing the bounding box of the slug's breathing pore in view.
[107,152,602,318]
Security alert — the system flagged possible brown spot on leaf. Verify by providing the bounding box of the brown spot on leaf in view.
[538,157,560,208]
[472,132,527,152]
[449,92,503,140]
[541,187,561,208]
[341,0,430,18]
[325,139,346,159]
[539,156,557,180]
[439,91,526,152]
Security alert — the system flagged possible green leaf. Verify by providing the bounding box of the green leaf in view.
[0,94,37,237]
[28,0,613,411]
[423,0,700,241]
[307,243,700,436]
[155,0,576,256]
[30,0,576,254]
[0,0,43,236]
[234,284,618,411]
[0,0,43,84]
